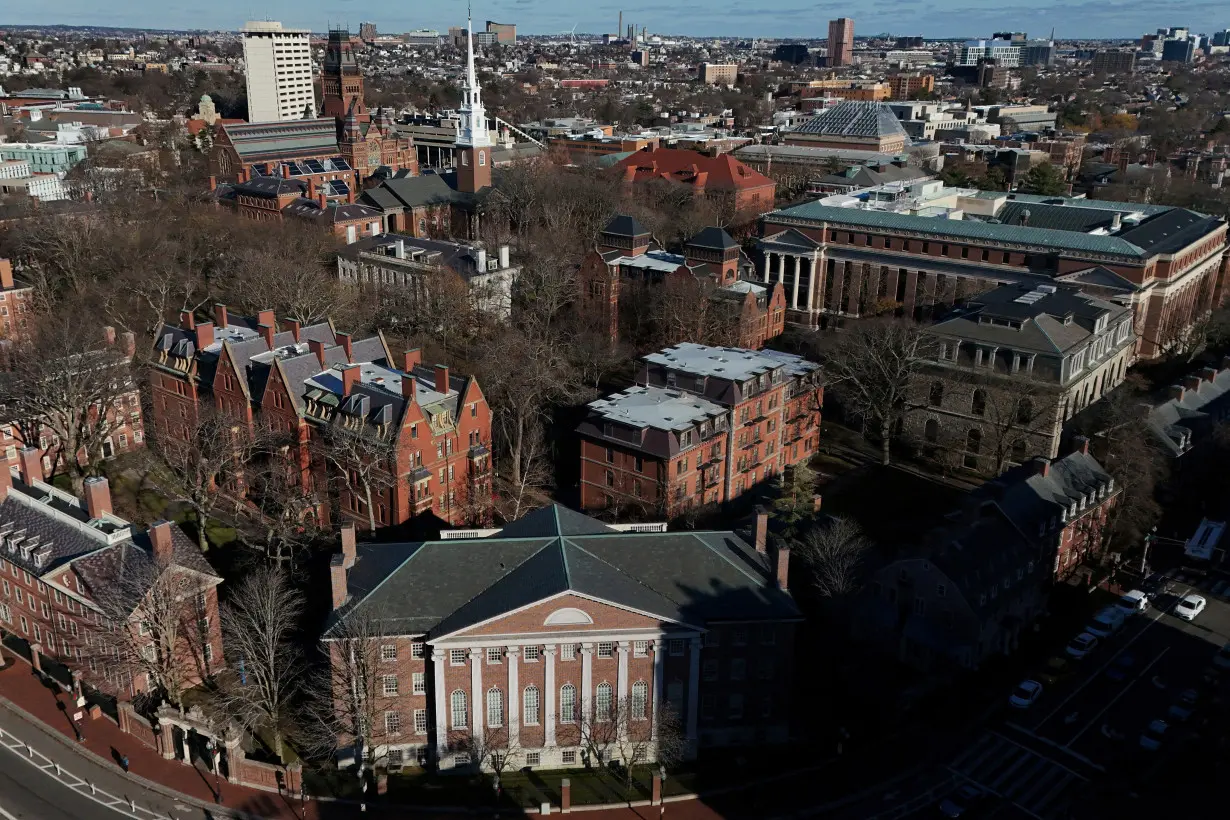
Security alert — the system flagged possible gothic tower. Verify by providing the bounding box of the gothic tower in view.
[321,27,368,124]
[455,12,492,194]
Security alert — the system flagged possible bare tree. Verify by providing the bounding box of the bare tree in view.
[451,723,523,785]
[576,697,686,789]
[975,378,1061,473]
[3,312,136,492]
[89,544,215,709]
[240,436,323,564]
[214,564,305,761]
[495,421,552,522]
[771,462,818,540]
[313,426,398,534]
[793,516,871,598]
[824,320,939,465]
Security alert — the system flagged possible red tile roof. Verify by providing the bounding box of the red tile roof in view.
[609,147,775,192]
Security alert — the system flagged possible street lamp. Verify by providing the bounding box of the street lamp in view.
[659,764,667,819]
[1142,526,1157,576]
[206,738,222,804]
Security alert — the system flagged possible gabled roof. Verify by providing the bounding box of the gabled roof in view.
[327,504,798,639]
[609,148,775,192]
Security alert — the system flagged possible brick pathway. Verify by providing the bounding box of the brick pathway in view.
[0,649,730,820]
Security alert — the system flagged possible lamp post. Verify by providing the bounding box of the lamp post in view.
[1142,526,1156,576]
[206,738,221,804]
[659,764,667,819]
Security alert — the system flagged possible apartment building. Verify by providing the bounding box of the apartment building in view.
[757,189,1230,358]
[0,259,33,342]
[149,306,492,528]
[698,63,738,85]
[241,21,316,123]
[888,73,935,100]
[0,459,223,700]
[907,284,1134,472]
[324,505,800,770]
[577,343,822,516]
[827,18,854,67]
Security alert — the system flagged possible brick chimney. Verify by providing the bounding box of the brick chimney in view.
[774,542,790,590]
[83,476,112,519]
[1223,355,1230,372]
[1032,457,1051,478]
[342,363,361,396]
[208,175,217,192]
[0,259,13,290]
[330,554,349,610]
[258,323,275,348]
[753,507,769,554]
[1170,384,1186,402]
[281,164,291,179]
[179,309,195,330]
[307,178,316,200]
[341,524,357,569]
[194,321,215,350]
[18,447,42,485]
[256,308,276,329]
[102,326,117,347]
[120,331,136,359]
[1072,435,1090,456]
[335,332,353,361]
[347,186,356,205]
[404,349,422,372]
[0,461,10,502]
[1183,375,1202,392]
[149,520,174,565]
[282,318,301,341]
[308,339,327,368]
[214,304,228,329]
[434,364,450,394]
[317,192,328,210]
[1201,367,1218,383]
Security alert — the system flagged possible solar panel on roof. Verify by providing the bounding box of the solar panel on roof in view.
[332,158,351,171]
[250,166,268,177]
[304,160,325,174]
[329,180,350,197]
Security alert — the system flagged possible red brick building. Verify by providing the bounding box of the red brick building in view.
[0,259,33,342]
[324,505,800,771]
[607,148,776,222]
[577,343,822,516]
[149,306,492,528]
[214,174,385,243]
[578,215,786,349]
[0,457,223,701]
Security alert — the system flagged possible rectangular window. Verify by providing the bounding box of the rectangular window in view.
[729,693,744,719]
[526,752,541,766]
[486,647,502,664]
[758,659,775,680]
[381,644,397,662]
[450,649,467,666]
[382,675,399,696]
[669,639,685,657]
[561,750,577,765]
[759,626,776,646]
[701,693,715,720]
[702,659,719,681]
[703,630,720,648]
[633,640,648,658]
[730,659,746,681]
[384,711,401,734]
[412,673,426,695]
[733,628,747,646]
[523,645,540,662]
[561,643,577,661]
[597,642,614,659]
[414,709,428,734]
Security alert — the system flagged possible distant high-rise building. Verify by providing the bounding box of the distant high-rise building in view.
[895,35,924,49]
[1161,37,1195,63]
[828,18,854,67]
[358,21,377,41]
[1091,50,1137,73]
[698,62,739,85]
[957,38,1022,67]
[1213,29,1230,47]
[485,20,516,45]
[448,27,467,48]
[1021,39,1054,66]
[774,43,811,64]
[240,21,315,123]
[992,31,1029,42]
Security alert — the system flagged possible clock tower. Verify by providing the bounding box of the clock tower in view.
[321,27,368,124]
[455,10,492,194]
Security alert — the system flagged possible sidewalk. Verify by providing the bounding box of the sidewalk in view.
[0,650,728,820]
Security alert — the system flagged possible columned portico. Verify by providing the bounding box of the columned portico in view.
[468,648,484,746]
[616,642,630,742]
[544,645,557,747]
[685,637,701,742]
[432,649,448,756]
[580,643,594,725]
[650,640,664,742]
[507,646,520,747]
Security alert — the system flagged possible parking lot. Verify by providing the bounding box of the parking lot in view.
[924,569,1230,819]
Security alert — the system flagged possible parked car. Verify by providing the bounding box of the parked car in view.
[1040,657,1072,685]
[1116,589,1151,615]
[1107,653,1136,682]
[1214,642,1230,671]
[1168,688,1199,722]
[1066,633,1099,659]
[1009,680,1043,709]
[1086,607,1127,638]
[1176,594,1208,622]
[937,783,986,818]
[1139,719,1169,750]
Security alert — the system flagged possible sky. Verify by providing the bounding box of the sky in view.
[2,0,1227,40]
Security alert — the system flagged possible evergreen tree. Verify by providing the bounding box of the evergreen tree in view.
[1019,162,1068,196]
[772,462,818,541]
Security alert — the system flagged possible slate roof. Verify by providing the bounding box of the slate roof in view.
[993,201,1119,233]
[602,214,651,238]
[327,504,799,638]
[1116,208,1223,255]
[338,233,513,282]
[608,148,775,192]
[791,101,909,139]
[1146,365,1230,456]
[686,226,739,250]
[219,119,339,162]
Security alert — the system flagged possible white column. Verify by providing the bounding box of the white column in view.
[761,251,771,283]
[650,641,664,742]
[776,254,785,284]
[544,645,557,747]
[507,646,520,748]
[616,642,630,742]
[580,643,594,728]
[685,637,701,742]
[790,256,801,310]
[432,649,448,758]
[469,648,484,745]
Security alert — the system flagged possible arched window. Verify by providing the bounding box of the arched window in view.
[486,687,504,727]
[450,690,468,728]
[595,682,613,722]
[631,680,648,720]
[478,150,486,167]
[1017,398,1033,425]
[924,418,939,443]
[418,218,427,234]
[966,428,982,454]
[971,389,987,416]
[559,684,576,723]
[523,685,540,725]
[929,381,944,407]
[461,152,469,167]
[1011,439,1028,463]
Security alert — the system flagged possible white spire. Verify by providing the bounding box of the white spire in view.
[458,2,490,148]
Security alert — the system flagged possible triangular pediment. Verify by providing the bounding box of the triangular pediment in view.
[760,228,819,250]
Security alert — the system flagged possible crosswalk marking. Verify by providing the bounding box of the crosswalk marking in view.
[948,732,1084,820]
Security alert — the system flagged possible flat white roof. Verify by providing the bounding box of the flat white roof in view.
[1186,518,1226,561]
[588,385,726,432]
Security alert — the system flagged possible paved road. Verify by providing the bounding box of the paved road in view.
[0,751,122,820]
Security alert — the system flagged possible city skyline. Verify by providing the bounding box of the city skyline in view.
[0,0,1226,40]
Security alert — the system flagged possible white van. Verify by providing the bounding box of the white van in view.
[1086,606,1127,638]
[1116,590,1151,616]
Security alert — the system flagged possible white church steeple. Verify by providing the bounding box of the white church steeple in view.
[457,4,490,149]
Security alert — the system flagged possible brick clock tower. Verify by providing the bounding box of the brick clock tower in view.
[455,12,492,194]
[321,27,368,123]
